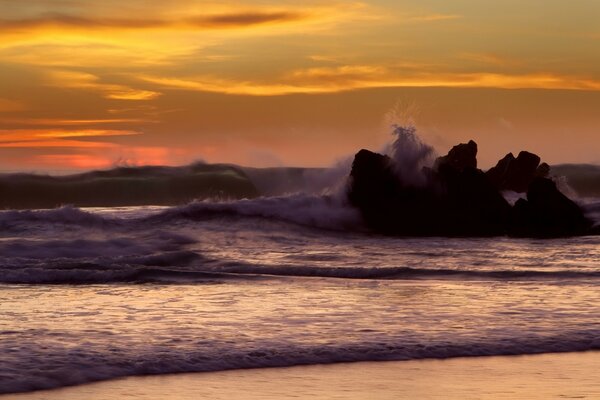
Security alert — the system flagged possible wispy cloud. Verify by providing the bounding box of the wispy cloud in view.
[46,70,160,100]
[0,129,140,144]
[139,66,600,96]
[0,127,180,169]
[0,4,369,70]
[0,11,309,31]
[188,11,307,28]
[0,117,155,126]
[28,146,177,169]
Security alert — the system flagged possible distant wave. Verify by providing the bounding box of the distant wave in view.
[0,161,598,210]
[553,164,600,197]
[0,163,258,209]
[582,199,600,227]
[2,331,598,394]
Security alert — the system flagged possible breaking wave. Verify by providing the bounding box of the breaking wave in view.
[149,194,362,231]
[1,195,599,235]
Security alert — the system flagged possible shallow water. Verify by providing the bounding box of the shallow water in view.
[0,197,599,394]
[8,353,600,400]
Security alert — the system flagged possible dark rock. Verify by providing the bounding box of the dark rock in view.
[486,151,541,192]
[441,167,511,236]
[509,177,591,237]
[348,149,443,235]
[536,162,550,178]
[486,153,515,188]
[348,141,511,236]
[435,140,477,173]
[348,140,593,237]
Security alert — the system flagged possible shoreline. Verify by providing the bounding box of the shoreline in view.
[5,351,599,400]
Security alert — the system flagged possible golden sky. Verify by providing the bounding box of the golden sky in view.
[1,0,599,171]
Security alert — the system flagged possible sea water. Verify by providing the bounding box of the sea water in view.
[0,196,599,394]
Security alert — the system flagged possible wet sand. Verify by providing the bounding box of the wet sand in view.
[6,351,599,400]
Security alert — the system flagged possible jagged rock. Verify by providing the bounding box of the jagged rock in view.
[348,149,443,235]
[435,140,477,173]
[440,167,511,236]
[348,141,511,236]
[433,140,510,235]
[348,141,593,237]
[536,162,550,178]
[486,151,541,193]
[510,177,591,237]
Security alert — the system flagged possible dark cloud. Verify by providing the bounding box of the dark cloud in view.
[190,11,306,28]
[0,14,164,29]
[0,11,307,31]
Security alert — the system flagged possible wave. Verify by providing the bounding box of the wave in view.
[202,264,600,281]
[0,232,207,284]
[2,330,598,394]
[582,199,600,227]
[3,259,599,284]
[0,206,114,229]
[0,163,259,209]
[553,164,600,197]
[0,193,363,233]
[148,194,363,231]
[1,195,599,240]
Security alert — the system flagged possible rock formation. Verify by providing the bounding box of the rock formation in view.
[510,177,591,237]
[486,151,541,192]
[348,140,593,237]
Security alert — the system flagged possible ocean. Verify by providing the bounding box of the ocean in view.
[1,194,599,395]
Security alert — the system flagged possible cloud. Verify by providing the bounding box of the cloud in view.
[0,126,181,169]
[31,154,115,169]
[0,117,154,126]
[138,66,600,96]
[0,15,163,30]
[46,70,161,100]
[0,3,373,72]
[0,10,313,31]
[0,129,140,145]
[188,11,306,28]
[29,146,176,169]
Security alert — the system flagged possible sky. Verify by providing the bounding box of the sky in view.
[0,0,599,172]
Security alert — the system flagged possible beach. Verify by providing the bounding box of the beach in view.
[7,352,599,400]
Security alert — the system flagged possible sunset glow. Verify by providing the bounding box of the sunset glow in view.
[1,0,599,170]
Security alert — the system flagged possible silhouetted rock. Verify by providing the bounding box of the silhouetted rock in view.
[536,162,550,178]
[440,166,511,236]
[433,140,510,235]
[435,140,477,173]
[510,177,591,237]
[486,151,541,192]
[348,140,593,237]
[348,149,443,235]
[348,141,511,236]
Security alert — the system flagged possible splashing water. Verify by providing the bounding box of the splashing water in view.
[387,124,436,186]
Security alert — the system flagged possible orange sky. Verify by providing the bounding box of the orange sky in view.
[0,0,599,171]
